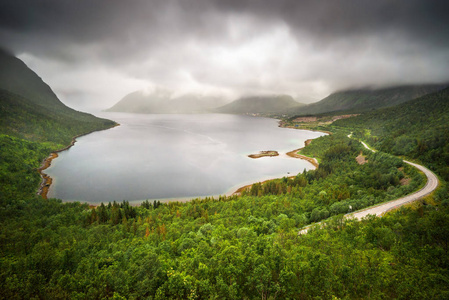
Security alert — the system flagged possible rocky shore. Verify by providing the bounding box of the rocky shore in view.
[37,124,119,199]
[248,150,279,159]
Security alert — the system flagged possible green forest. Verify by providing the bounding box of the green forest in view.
[333,87,449,183]
[1,52,449,298]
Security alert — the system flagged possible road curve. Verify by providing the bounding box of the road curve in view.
[299,140,439,235]
[346,160,439,220]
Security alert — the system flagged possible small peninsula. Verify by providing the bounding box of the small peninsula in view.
[248,150,279,159]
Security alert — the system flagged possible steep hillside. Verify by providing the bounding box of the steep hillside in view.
[106,90,227,113]
[334,87,449,181]
[0,49,116,146]
[289,84,447,116]
[0,49,67,110]
[216,94,303,114]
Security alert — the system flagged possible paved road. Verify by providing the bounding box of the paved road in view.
[299,140,439,235]
[346,159,439,220]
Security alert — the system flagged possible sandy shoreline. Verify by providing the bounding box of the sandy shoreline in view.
[37,124,120,199]
[37,152,59,198]
[285,139,319,168]
[231,138,318,195]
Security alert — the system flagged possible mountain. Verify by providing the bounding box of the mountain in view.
[168,94,229,113]
[216,94,303,114]
[106,90,228,113]
[0,49,115,145]
[0,48,67,110]
[288,84,448,116]
[106,89,169,113]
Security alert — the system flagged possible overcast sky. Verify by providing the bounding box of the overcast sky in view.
[1,0,449,112]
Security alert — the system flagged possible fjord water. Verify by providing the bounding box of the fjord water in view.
[46,113,325,204]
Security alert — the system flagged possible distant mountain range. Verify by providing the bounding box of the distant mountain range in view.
[106,90,228,114]
[107,90,305,115]
[0,49,115,145]
[109,84,448,117]
[287,84,448,116]
[215,95,303,115]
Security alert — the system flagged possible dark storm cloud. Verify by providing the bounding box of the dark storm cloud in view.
[1,0,448,111]
[216,0,449,44]
[1,0,230,62]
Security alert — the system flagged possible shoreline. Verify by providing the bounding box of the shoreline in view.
[285,138,319,168]
[231,138,319,195]
[37,124,120,199]
[231,175,297,196]
[40,119,325,204]
[37,152,59,198]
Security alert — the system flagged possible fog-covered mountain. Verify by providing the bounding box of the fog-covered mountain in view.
[287,84,448,116]
[216,95,304,114]
[106,90,228,113]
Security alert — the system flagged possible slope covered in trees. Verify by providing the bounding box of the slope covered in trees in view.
[334,87,449,182]
[0,88,115,147]
[0,48,68,110]
[0,50,116,146]
[288,84,447,116]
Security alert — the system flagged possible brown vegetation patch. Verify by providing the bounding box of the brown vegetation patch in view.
[356,152,367,165]
[293,116,318,122]
[330,114,359,121]
[400,177,411,186]
[281,114,359,130]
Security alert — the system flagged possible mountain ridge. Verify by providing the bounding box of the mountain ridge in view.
[0,49,116,145]
[288,84,448,116]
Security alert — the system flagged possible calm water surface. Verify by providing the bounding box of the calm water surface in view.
[46,113,325,204]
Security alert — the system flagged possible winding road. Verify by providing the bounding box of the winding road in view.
[299,139,439,235]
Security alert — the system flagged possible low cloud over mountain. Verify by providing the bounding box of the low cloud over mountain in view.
[1,0,448,111]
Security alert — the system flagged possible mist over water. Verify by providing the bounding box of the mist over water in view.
[46,113,325,204]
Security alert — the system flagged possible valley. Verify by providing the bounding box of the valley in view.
[1,41,449,299]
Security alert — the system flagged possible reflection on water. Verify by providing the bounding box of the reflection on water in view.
[46,113,325,204]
